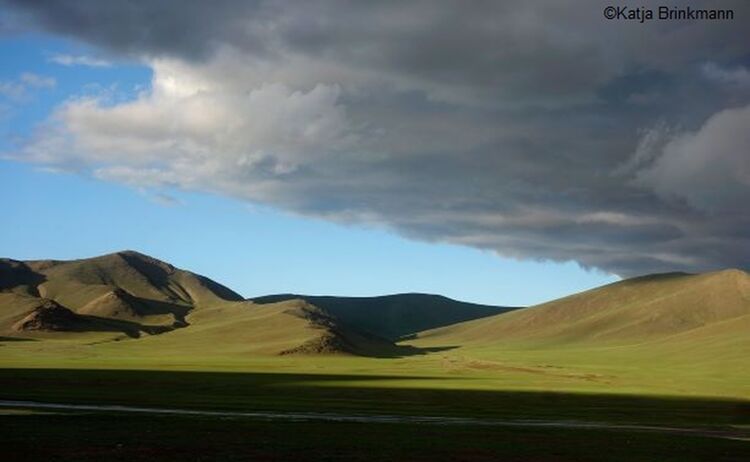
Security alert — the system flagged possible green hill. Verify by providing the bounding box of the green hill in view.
[0,251,426,356]
[252,293,516,340]
[398,269,750,398]
[3,249,750,385]
[133,298,422,358]
[0,250,242,338]
[414,269,750,349]
[1,251,750,397]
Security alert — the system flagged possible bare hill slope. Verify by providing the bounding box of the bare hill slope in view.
[415,269,750,348]
[253,293,516,340]
[0,251,242,337]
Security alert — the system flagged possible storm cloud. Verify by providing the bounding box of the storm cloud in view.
[3,0,750,276]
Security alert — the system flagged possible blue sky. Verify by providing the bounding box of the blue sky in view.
[0,32,619,306]
[0,160,617,306]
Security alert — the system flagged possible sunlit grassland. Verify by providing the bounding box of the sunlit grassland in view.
[1,329,748,401]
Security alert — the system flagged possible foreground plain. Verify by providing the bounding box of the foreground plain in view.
[2,368,750,461]
[3,407,750,462]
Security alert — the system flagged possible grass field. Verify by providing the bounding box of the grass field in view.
[2,368,750,427]
[8,413,747,462]
[1,325,748,400]
[2,367,750,461]
[5,408,750,462]
[4,329,749,460]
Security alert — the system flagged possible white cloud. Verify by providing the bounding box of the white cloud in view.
[18,58,358,190]
[0,81,25,100]
[49,53,111,68]
[635,104,750,213]
[702,62,750,87]
[0,72,55,101]
[19,72,56,88]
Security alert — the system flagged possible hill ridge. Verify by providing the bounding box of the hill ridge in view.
[1,250,502,356]
[3,250,748,359]
[0,250,241,339]
[252,292,517,340]
[413,267,750,349]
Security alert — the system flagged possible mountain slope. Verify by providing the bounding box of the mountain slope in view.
[414,269,750,349]
[25,250,243,309]
[0,251,242,337]
[119,298,423,358]
[0,251,428,356]
[252,293,516,340]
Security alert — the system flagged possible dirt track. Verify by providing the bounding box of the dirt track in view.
[1,399,747,442]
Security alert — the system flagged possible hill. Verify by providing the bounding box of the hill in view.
[0,250,242,338]
[0,251,431,356]
[413,269,750,350]
[252,293,516,340]
[2,252,750,397]
[125,298,423,358]
[4,249,749,371]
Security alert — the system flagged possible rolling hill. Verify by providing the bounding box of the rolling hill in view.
[252,293,516,340]
[413,269,750,350]
[1,250,497,357]
[396,269,750,398]
[0,250,243,338]
[3,250,749,374]
[126,297,424,358]
[2,251,750,398]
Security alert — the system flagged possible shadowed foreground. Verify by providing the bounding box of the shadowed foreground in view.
[0,368,749,461]
[3,409,750,462]
[2,368,750,425]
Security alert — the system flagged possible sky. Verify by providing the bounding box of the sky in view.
[1,1,748,305]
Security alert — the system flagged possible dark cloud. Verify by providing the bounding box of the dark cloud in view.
[3,0,750,276]
[2,0,268,59]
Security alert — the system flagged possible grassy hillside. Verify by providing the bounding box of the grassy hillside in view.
[1,252,749,399]
[402,269,750,398]
[132,298,422,358]
[0,251,428,357]
[253,293,516,340]
[0,251,243,338]
[24,250,243,309]
[414,269,750,348]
